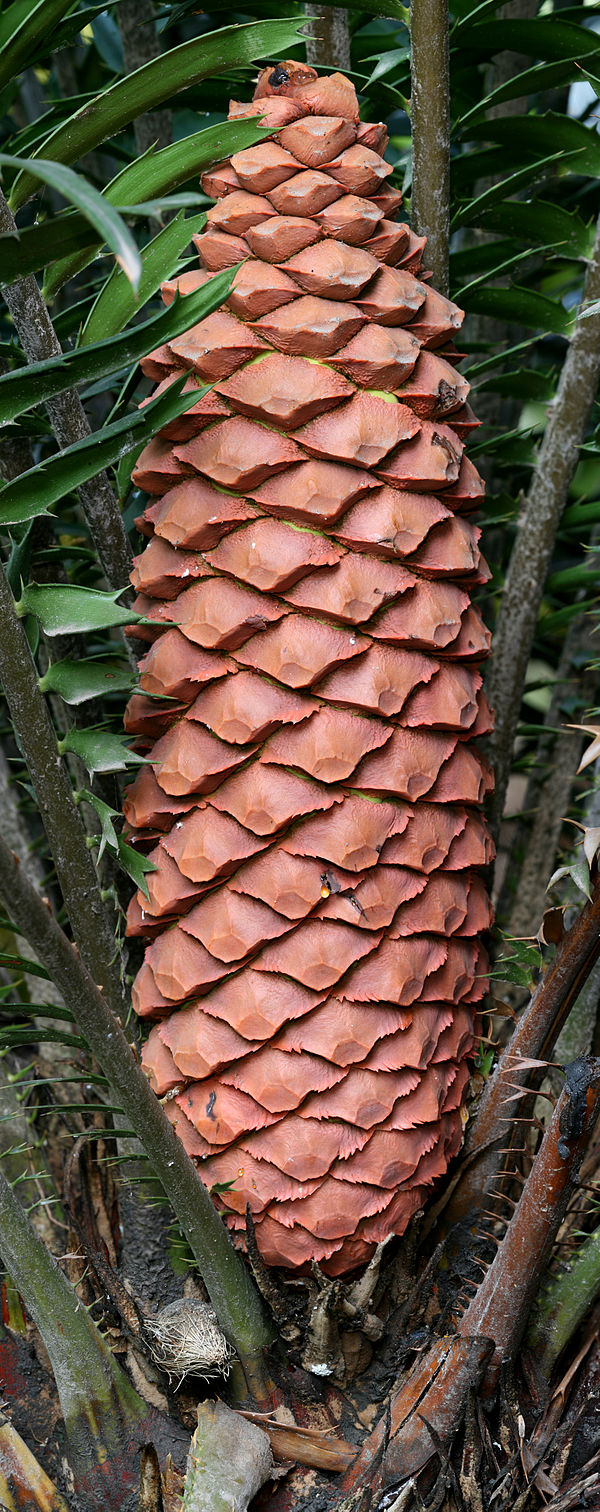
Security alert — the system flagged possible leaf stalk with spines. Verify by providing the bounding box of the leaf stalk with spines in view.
[0,833,275,1396]
[0,1163,157,1510]
[443,873,600,1229]
[487,208,600,842]
[0,559,130,1028]
[457,1056,600,1389]
[0,188,134,596]
[527,1219,600,1377]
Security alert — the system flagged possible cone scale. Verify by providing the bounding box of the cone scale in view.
[124,64,494,1276]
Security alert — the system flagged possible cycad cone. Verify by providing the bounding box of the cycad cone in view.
[123,64,494,1276]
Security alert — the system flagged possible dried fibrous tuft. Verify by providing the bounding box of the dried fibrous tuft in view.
[144,1298,235,1382]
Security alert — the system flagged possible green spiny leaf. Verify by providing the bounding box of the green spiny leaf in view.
[0,155,142,291]
[57,727,148,776]
[460,285,573,336]
[117,837,157,899]
[0,0,76,92]
[79,210,207,347]
[15,584,137,635]
[10,19,307,211]
[0,273,235,424]
[38,658,133,705]
[43,118,270,300]
[0,374,199,523]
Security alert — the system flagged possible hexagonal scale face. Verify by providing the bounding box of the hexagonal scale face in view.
[278,116,357,167]
[162,803,265,884]
[205,516,344,592]
[249,457,376,525]
[376,420,464,492]
[331,1125,436,1187]
[185,668,316,744]
[150,477,257,551]
[371,184,403,218]
[369,578,469,650]
[271,1176,394,1241]
[230,141,301,193]
[295,392,419,468]
[254,296,365,358]
[367,1006,453,1073]
[161,1005,261,1080]
[408,516,482,578]
[331,323,420,389]
[331,485,448,558]
[169,311,267,382]
[352,726,456,802]
[229,850,359,920]
[235,614,368,687]
[140,372,229,443]
[124,694,179,740]
[274,998,410,1064]
[317,864,427,930]
[397,351,470,419]
[196,228,250,271]
[261,705,392,783]
[379,803,467,873]
[146,924,230,1001]
[365,221,410,264]
[209,763,339,836]
[226,262,300,320]
[141,1027,181,1095]
[177,1080,279,1144]
[206,189,274,235]
[151,721,255,798]
[131,437,188,494]
[253,917,382,991]
[317,641,435,716]
[138,631,234,703]
[284,794,410,872]
[199,161,240,198]
[444,455,486,510]
[356,267,427,326]
[316,194,382,243]
[401,662,482,732]
[242,1112,369,1180]
[280,241,378,301]
[228,96,303,128]
[181,887,291,964]
[170,577,286,651]
[245,215,322,262]
[201,969,323,1040]
[130,535,208,600]
[175,416,302,491]
[136,844,204,918]
[357,122,389,152]
[253,66,360,121]
[162,268,216,306]
[284,554,416,624]
[223,1043,346,1113]
[122,765,193,833]
[216,352,353,429]
[406,286,465,348]
[268,169,344,217]
[343,936,448,1008]
[299,1067,420,1129]
[199,1148,319,1214]
[324,145,393,196]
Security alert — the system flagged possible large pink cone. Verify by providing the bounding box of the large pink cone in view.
[124,63,493,1275]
